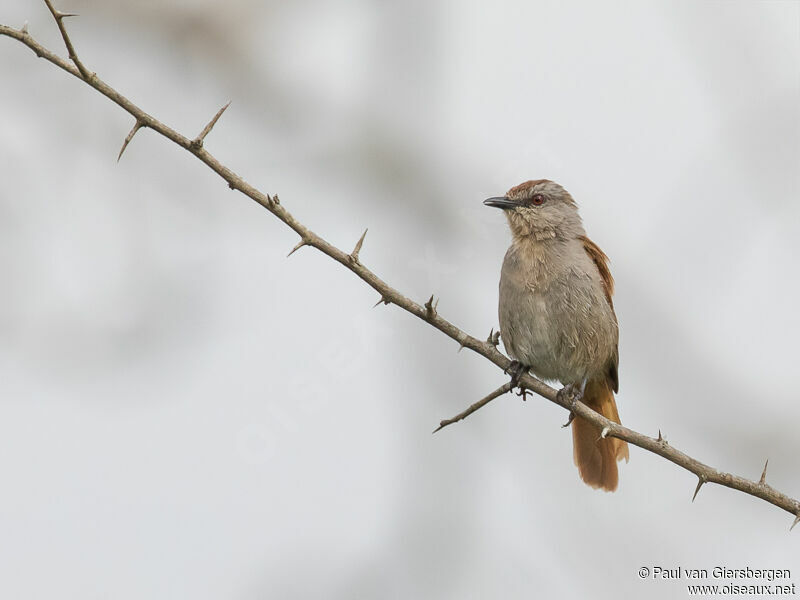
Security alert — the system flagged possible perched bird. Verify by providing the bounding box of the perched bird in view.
[485,179,629,491]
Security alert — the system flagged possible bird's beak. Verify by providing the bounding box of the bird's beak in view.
[483,197,523,210]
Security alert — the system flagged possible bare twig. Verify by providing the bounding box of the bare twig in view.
[1,9,799,528]
[434,382,513,433]
[42,0,91,79]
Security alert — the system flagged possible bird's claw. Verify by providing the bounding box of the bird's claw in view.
[557,382,583,410]
[505,360,530,400]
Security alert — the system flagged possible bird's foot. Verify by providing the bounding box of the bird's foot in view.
[557,382,584,410]
[558,380,588,426]
[505,360,530,401]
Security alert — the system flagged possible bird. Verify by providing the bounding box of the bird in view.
[484,179,629,491]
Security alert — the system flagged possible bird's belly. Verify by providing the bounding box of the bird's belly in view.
[499,277,616,385]
[500,293,568,381]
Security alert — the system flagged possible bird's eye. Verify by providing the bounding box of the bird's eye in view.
[531,194,546,206]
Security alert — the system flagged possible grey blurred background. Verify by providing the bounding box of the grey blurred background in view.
[1,1,798,598]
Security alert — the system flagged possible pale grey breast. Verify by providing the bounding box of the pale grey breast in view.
[498,238,618,385]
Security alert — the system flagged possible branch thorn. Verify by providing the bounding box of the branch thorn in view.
[372,296,390,308]
[287,239,308,257]
[117,119,145,161]
[692,475,707,502]
[424,294,438,319]
[191,101,231,149]
[487,328,500,347]
[759,459,769,485]
[791,513,800,532]
[349,228,368,263]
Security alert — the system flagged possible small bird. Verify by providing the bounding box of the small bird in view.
[485,179,629,491]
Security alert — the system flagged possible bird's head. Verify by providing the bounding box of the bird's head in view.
[484,179,585,241]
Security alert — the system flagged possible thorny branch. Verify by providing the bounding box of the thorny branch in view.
[1,6,799,529]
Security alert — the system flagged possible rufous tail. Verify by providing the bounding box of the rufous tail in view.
[571,378,629,492]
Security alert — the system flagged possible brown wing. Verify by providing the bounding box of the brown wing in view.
[580,235,619,392]
[580,235,614,309]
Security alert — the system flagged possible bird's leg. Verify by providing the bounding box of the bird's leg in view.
[558,378,587,426]
[504,360,530,401]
